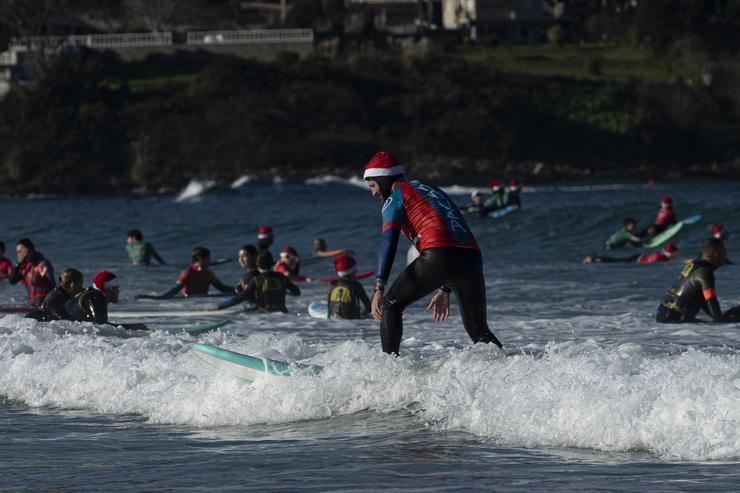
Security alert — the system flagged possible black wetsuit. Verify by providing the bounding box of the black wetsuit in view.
[657,260,722,323]
[66,288,109,324]
[382,248,502,354]
[257,240,272,254]
[244,271,300,313]
[328,278,371,320]
[25,286,74,322]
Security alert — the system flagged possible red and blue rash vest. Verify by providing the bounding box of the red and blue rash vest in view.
[177,264,219,297]
[376,180,478,284]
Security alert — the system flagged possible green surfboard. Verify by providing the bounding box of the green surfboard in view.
[643,214,702,248]
[192,343,321,382]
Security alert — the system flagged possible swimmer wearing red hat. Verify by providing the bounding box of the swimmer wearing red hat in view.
[327,254,371,320]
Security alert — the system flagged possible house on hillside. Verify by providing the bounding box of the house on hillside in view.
[347,0,443,35]
[443,0,546,42]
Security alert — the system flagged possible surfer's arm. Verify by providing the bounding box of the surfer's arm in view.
[208,272,233,294]
[217,287,254,309]
[148,243,165,264]
[158,285,183,299]
[84,295,109,324]
[697,270,722,322]
[8,264,23,285]
[285,278,301,296]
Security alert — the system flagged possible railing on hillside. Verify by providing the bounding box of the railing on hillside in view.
[11,32,173,50]
[186,29,314,45]
[0,51,17,66]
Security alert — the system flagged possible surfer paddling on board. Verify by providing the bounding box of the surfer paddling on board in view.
[312,238,352,258]
[483,180,505,212]
[657,238,740,323]
[583,243,678,264]
[0,241,12,281]
[364,151,502,355]
[327,254,371,320]
[604,218,644,250]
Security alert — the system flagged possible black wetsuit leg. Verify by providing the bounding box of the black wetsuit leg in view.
[721,306,740,323]
[381,247,501,355]
[656,304,682,323]
[592,254,641,264]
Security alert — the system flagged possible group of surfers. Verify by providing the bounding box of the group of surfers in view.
[2,152,739,353]
[463,179,522,217]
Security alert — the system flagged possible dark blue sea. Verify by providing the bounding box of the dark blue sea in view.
[2,178,740,491]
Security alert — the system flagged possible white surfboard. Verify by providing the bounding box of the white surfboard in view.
[308,302,328,320]
[110,308,241,318]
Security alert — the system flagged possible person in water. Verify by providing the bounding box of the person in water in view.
[157,247,232,298]
[240,251,301,313]
[643,196,676,237]
[26,268,85,322]
[364,151,502,355]
[312,238,352,257]
[126,230,165,266]
[0,241,12,281]
[483,180,505,212]
[257,226,274,254]
[65,271,117,324]
[210,245,259,310]
[583,243,678,264]
[274,246,301,277]
[657,238,740,323]
[9,238,55,307]
[504,179,522,208]
[709,224,729,241]
[604,217,644,250]
[327,254,371,320]
[464,191,488,217]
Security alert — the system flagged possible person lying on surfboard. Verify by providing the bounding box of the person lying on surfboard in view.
[327,254,371,320]
[657,238,740,323]
[26,268,85,322]
[583,243,678,264]
[311,238,352,258]
[150,247,232,299]
[364,150,502,355]
[0,241,12,281]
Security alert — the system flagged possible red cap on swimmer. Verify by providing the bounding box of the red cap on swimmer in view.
[363,151,404,179]
[710,224,727,240]
[663,243,677,255]
[333,254,357,277]
[489,180,502,191]
[92,271,117,292]
[258,226,273,240]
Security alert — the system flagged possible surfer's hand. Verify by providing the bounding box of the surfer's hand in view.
[427,290,450,322]
[371,290,383,320]
[38,263,48,278]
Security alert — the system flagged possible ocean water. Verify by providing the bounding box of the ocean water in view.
[2,179,740,491]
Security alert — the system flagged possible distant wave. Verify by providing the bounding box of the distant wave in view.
[230,175,256,189]
[174,179,217,202]
[305,175,367,189]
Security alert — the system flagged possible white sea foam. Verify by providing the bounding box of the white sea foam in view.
[305,175,368,189]
[1,314,739,461]
[174,179,217,202]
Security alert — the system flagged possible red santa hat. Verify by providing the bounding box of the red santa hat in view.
[363,151,404,179]
[280,246,298,259]
[489,180,502,191]
[709,224,726,240]
[661,196,672,207]
[508,179,519,190]
[663,243,677,256]
[92,271,118,292]
[333,254,357,277]
[258,225,273,240]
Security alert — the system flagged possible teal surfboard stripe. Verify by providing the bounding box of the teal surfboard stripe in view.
[167,320,231,335]
[192,343,321,379]
[487,205,518,219]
